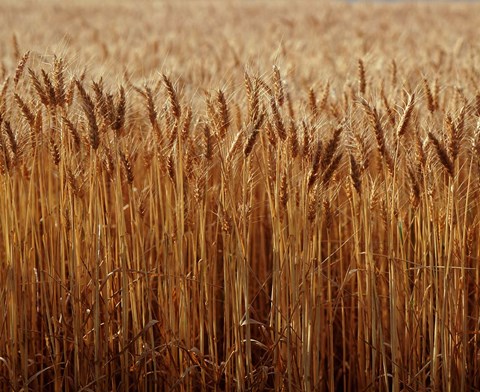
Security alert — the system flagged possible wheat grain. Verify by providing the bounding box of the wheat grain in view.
[76,80,100,149]
[273,65,284,107]
[13,51,30,87]
[428,131,454,177]
[396,92,415,138]
[163,74,181,121]
[357,59,366,96]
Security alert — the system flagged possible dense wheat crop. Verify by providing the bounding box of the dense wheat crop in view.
[2,0,480,390]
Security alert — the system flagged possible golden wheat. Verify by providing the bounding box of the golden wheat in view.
[1,1,480,391]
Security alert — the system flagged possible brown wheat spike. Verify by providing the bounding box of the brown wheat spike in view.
[234,102,242,130]
[265,120,277,148]
[119,150,134,184]
[3,121,17,159]
[162,74,181,121]
[203,123,212,161]
[167,150,175,183]
[407,165,421,209]
[279,170,288,208]
[167,115,178,149]
[288,118,299,158]
[65,78,75,107]
[185,138,198,183]
[423,78,436,113]
[41,69,57,107]
[270,97,286,140]
[113,86,126,134]
[349,154,362,195]
[92,80,109,124]
[53,56,66,107]
[14,93,35,127]
[244,127,259,158]
[329,102,343,121]
[137,187,149,219]
[144,86,158,128]
[396,92,415,138]
[220,204,231,234]
[29,111,40,152]
[307,187,318,222]
[79,68,88,83]
[181,106,192,143]
[33,110,42,135]
[285,90,295,119]
[322,152,342,186]
[445,114,459,162]
[414,128,426,172]
[390,59,397,86]
[0,77,10,107]
[28,69,49,107]
[193,174,206,203]
[361,98,394,174]
[0,136,11,175]
[272,65,284,106]
[357,59,366,96]
[253,110,265,131]
[381,84,396,127]
[63,207,71,233]
[308,87,318,119]
[428,131,454,177]
[216,89,230,139]
[319,81,330,113]
[226,131,244,164]
[322,126,342,169]
[142,147,154,171]
[105,93,115,124]
[66,166,82,198]
[76,80,100,150]
[302,120,311,157]
[49,136,60,166]
[266,148,276,187]
[244,71,253,98]
[307,140,322,191]
[62,116,81,152]
[13,51,30,87]
[473,119,480,158]
[102,147,115,182]
[94,77,104,94]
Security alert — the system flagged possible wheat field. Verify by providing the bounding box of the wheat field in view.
[1,0,480,391]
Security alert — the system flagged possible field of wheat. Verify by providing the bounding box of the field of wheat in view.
[2,0,480,391]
